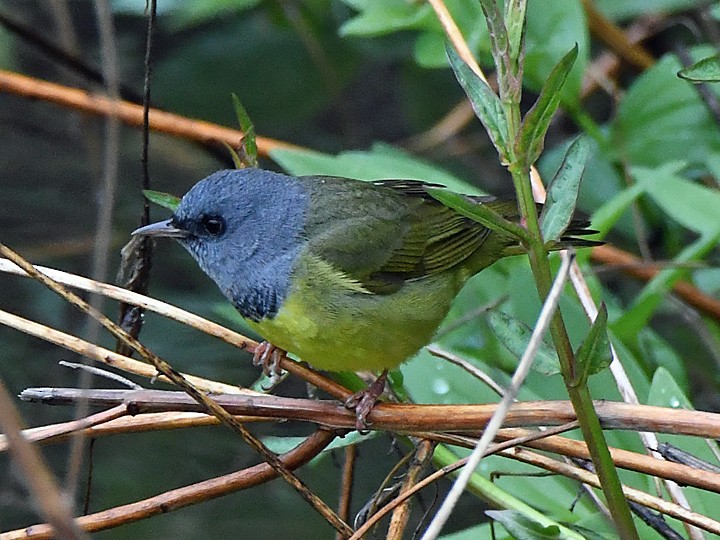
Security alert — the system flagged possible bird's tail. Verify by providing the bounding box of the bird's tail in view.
[550,217,603,250]
[498,216,602,257]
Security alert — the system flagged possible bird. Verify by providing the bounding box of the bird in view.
[133,168,598,429]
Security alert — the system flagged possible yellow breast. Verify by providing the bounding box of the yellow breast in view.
[244,251,466,372]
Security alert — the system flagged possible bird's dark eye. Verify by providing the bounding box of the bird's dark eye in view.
[200,215,225,236]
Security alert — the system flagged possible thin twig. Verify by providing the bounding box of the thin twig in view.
[0,405,128,452]
[0,429,338,539]
[590,244,720,320]
[0,308,249,395]
[349,422,580,540]
[0,258,351,400]
[427,0,486,81]
[18,387,720,447]
[0,380,88,539]
[0,244,353,538]
[335,444,357,540]
[0,69,297,157]
[387,439,436,539]
[58,361,142,389]
[421,253,573,538]
[581,0,655,70]
[426,345,507,397]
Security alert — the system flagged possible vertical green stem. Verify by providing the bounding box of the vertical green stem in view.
[508,163,639,540]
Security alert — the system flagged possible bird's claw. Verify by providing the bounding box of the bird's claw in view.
[344,370,388,433]
[252,342,285,386]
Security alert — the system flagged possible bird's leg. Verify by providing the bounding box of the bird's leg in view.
[344,369,388,432]
[252,341,285,384]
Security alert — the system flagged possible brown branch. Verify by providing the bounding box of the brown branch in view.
[387,439,436,540]
[0,69,300,158]
[335,444,357,540]
[349,424,582,540]
[0,405,127,452]
[495,427,720,494]
[0,243,352,538]
[19,388,720,444]
[0,381,87,540]
[0,258,352,401]
[2,72,718,325]
[591,244,720,320]
[2,412,273,451]
[0,428,337,539]
[15,397,720,503]
[582,0,656,71]
[505,447,720,535]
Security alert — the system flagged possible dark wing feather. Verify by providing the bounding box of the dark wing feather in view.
[299,177,493,294]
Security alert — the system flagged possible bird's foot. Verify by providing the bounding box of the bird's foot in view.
[344,370,388,433]
[252,341,285,386]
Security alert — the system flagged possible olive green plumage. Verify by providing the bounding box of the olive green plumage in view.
[134,168,597,372]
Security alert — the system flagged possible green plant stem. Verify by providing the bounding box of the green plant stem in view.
[508,162,639,540]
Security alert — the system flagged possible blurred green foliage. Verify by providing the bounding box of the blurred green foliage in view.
[1,0,720,538]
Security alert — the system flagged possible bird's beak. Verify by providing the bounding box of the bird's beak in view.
[132,219,188,238]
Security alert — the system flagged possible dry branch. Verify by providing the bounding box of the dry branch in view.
[0,429,337,539]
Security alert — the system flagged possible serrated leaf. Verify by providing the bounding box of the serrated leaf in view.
[446,43,510,161]
[516,44,578,168]
[486,510,563,539]
[540,136,590,241]
[678,53,720,82]
[142,190,180,211]
[488,310,560,375]
[575,303,611,385]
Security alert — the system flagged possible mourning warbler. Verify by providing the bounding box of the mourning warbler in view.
[134,168,596,425]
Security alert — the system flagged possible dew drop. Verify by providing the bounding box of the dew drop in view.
[433,378,450,395]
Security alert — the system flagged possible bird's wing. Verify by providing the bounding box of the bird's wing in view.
[300,177,495,294]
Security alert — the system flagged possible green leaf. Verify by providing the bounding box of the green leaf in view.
[412,1,489,68]
[633,163,720,235]
[446,43,510,161]
[648,368,720,518]
[426,188,526,241]
[613,234,720,340]
[486,510,563,539]
[142,190,180,211]
[261,431,377,457]
[594,0,704,22]
[574,303,611,385]
[487,310,560,375]
[515,44,578,168]
[339,0,432,36]
[611,46,720,168]
[540,135,590,242]
[231,93,257,167]
[678,53,720,82]
[524,0,587,107]
[589,182,644,238]
[221,140,244,169]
